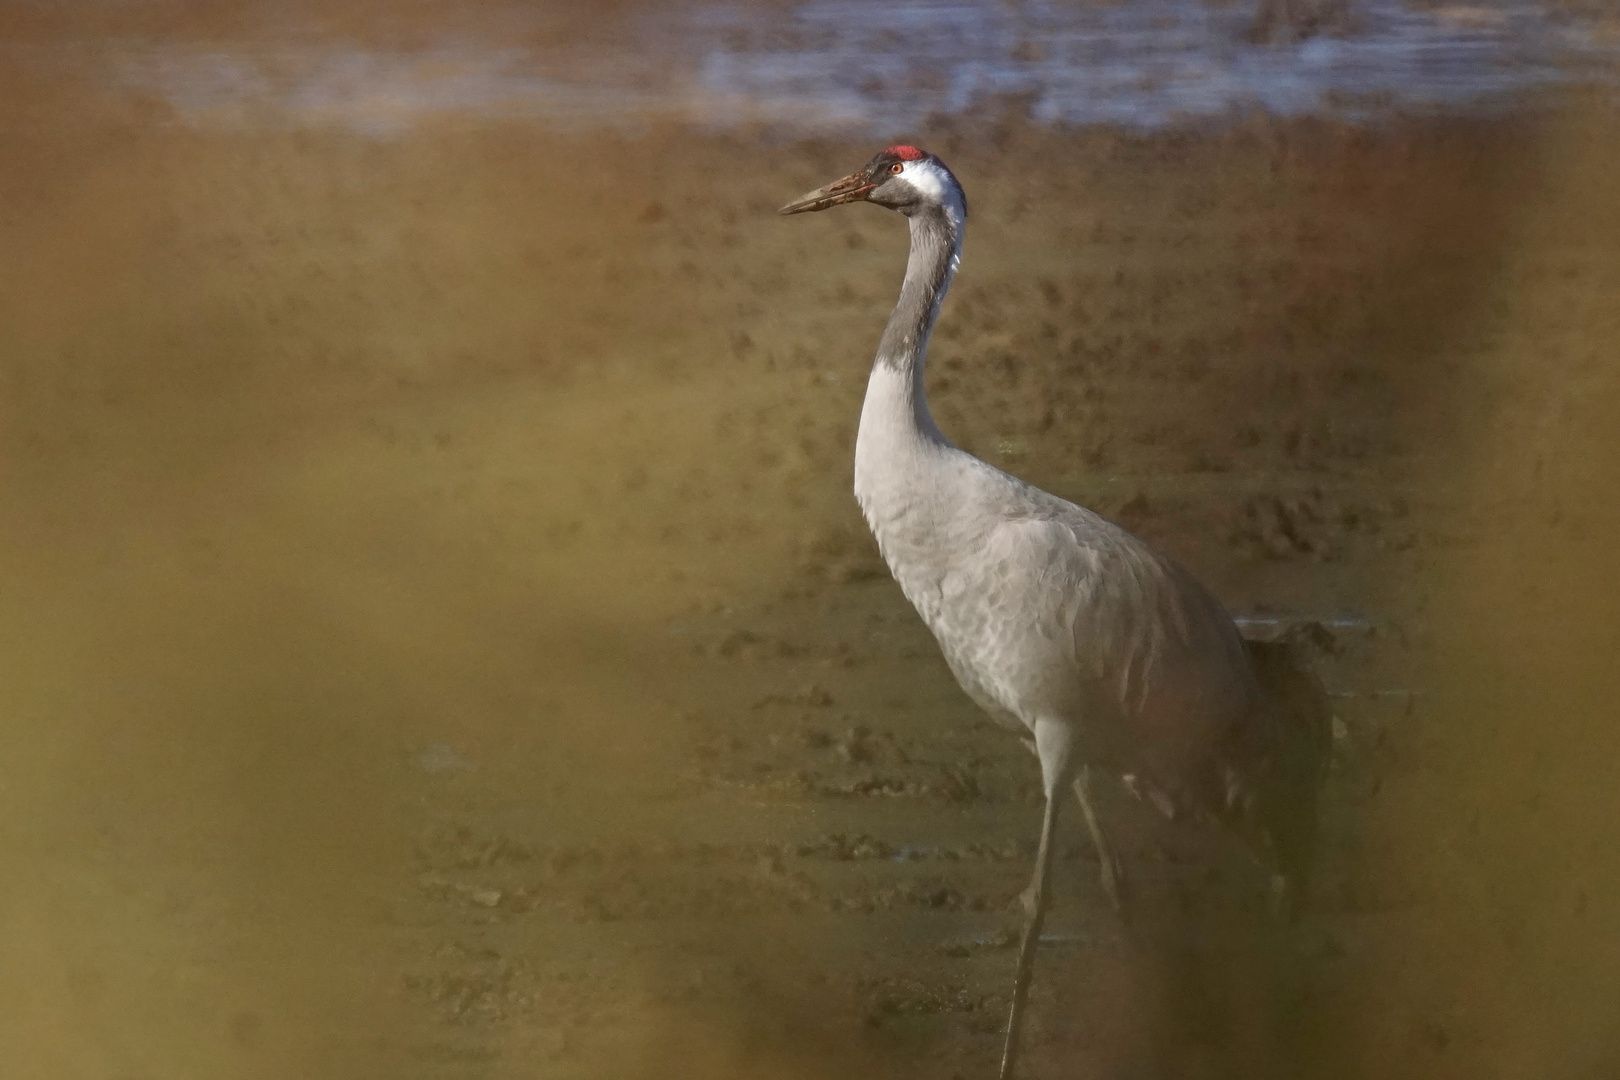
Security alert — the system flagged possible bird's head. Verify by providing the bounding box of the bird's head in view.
[778,145,967,222]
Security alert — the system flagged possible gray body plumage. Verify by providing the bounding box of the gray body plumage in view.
[854,188,1274,821]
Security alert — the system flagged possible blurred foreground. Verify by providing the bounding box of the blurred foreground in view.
[2,51,1619,1080]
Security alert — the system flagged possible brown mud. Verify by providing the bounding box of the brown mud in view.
[3,45,1619,1080]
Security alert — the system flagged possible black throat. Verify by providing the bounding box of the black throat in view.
[875,203,961,375]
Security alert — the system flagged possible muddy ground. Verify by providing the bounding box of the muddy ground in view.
[3,42,1620,1080]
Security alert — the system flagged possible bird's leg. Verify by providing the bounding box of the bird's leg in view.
[1072,765,1127,914]
[999,791,1060,1080]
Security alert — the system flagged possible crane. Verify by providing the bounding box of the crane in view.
[780,146,1329,1079]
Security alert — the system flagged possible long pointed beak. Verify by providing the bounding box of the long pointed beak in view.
[778,172,874,215]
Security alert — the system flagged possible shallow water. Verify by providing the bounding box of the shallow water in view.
[11,0,1620,135]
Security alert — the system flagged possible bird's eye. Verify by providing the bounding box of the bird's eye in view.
[890,162,904,174]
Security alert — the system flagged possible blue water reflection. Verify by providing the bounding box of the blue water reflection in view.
[59,0,1620,134]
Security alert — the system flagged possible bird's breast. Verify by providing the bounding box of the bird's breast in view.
[855,482,955,622]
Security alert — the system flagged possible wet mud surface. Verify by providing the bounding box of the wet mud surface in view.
[4,48,1620,1080]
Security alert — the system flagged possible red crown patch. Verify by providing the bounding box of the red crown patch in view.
[885,145,927,161]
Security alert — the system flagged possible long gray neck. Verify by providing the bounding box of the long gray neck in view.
[871,206,963,440]
[854,201,968,590]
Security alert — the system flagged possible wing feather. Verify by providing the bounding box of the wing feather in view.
[949,498,1259,805]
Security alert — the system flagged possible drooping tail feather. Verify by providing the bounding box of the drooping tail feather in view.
[1242,632,1333,912]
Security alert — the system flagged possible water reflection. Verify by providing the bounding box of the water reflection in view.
[14,0,1620,135]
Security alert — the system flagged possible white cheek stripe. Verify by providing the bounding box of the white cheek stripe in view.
[900,159,948,201]
[901,159,967,229]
